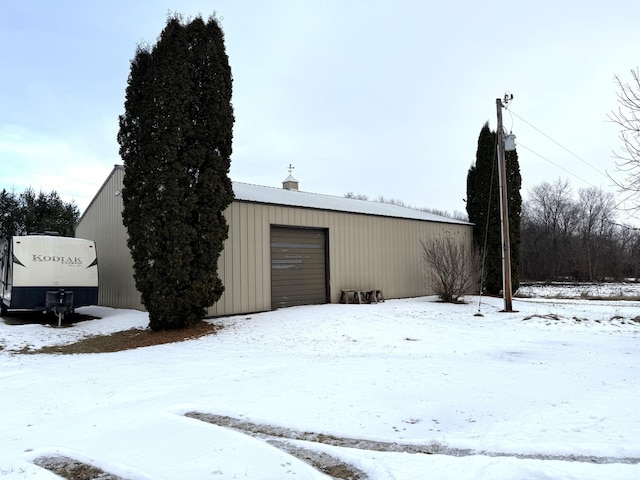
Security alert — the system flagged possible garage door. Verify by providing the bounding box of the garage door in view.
[271,227,328,309]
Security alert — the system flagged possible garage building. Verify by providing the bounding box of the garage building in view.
[76,165,473,316]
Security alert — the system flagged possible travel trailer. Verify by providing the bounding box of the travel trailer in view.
[0,234,98,324]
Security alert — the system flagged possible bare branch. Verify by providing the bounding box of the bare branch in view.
[421,237,483,303]
[608,68,640,210]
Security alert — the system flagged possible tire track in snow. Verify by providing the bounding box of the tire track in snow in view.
[186,412,640,466]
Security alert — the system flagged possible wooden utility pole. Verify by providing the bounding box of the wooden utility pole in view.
[496,98,513,312]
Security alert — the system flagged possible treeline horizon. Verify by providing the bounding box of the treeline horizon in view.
[0,187,79,238]
[520,179,640,282]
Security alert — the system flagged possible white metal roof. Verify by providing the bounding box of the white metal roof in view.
[233,182,470,225]
[88,167,469,226]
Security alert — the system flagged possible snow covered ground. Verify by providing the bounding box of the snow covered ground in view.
[1,291,639,479]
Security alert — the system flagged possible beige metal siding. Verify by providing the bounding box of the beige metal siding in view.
[75,167,143,310]
[207,202,472,316]
[76,168,473,316]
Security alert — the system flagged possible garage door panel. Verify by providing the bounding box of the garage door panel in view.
[271,263,325,272]
[271,257,325,266]
[272,275,325,285]
[271,279,326,287]
[271,266,326,276]
[272,293,326,306]
[271,227,327,309]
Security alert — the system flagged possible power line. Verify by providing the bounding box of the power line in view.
[508,109,610,181]
[516,141,598,188]
[501,106,640,226]
[518,143,640,226]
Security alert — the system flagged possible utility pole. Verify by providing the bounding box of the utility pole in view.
[496,97,513,312]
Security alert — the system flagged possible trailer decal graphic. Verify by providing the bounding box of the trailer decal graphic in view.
[32,255,83,265]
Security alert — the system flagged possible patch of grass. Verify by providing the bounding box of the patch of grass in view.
[523,313,562,321]
[33,456,125,480]
[587,295,640,301]
[18,321,222,355]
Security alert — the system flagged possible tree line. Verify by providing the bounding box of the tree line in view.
[0,188,79,238]
[521,179,640,282]
[344,192,468,221]
[521,69,640,283]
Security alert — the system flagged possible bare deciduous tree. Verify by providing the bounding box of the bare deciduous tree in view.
[521,179,636,281]
[575,187,617,281]
[522,179,577,280]
[344,192,370,201]
[344,193,468,221]
[609,68,640,210]
[421,236,483,303]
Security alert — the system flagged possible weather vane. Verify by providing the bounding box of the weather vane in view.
[288,164,294,175]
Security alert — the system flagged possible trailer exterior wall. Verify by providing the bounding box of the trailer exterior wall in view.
[10,236,98,287]
[76,166,473,316]
[1,236,98,311]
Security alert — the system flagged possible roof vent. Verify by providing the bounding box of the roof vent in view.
[282,164,299,191]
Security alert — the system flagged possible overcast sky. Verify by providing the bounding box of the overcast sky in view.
[1,0,639,223]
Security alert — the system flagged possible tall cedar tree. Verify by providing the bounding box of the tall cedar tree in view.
[118,14,234,331]
[466,122,522,295]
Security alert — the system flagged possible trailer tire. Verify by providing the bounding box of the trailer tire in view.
[0,302,7,317]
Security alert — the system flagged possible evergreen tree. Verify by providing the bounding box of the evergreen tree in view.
[466,122,522,295]
[505,147,522,291]
[118,14,234,331]
[19,188,79,236]
[0,189,21,237]
[0,188,78,237]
